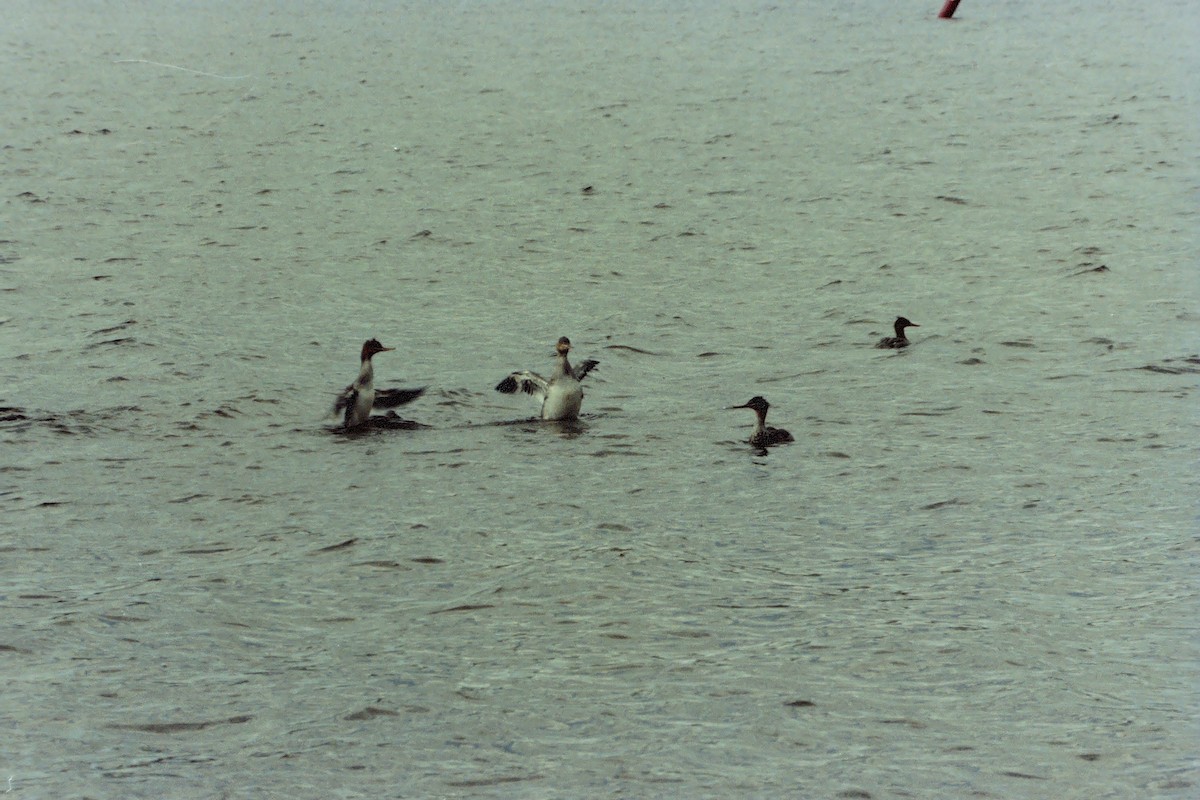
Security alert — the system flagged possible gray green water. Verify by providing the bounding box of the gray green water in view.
[3,1,1198,797]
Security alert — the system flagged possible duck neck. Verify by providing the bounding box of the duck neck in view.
[552,352,572,380]
[356,356,375,389]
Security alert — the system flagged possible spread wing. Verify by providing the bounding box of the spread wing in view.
[573,359,599,381]
[332,385,360,427]
[373,387,426,408]
[495,370,548,398]
[332,385,357,415]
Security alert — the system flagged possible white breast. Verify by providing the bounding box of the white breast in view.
[540,379,583,420]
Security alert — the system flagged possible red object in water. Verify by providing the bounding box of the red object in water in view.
[938,0,961,18]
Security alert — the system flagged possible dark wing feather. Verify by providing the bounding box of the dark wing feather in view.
[333,385,356,414]
[495,371,547,396]
[770,427,794,444]
[573,359,599,381]
[336,387,360,427]
[373,386,426,408]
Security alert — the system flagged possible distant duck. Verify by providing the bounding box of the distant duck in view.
[876,316,919,349]
[495,336,598,421]
[727,396,794,448]
[333,339,425,429]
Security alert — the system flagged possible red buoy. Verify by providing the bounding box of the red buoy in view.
[938,0,961,18]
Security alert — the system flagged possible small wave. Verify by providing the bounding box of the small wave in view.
[603,344,663,355]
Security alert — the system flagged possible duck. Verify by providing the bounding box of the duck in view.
[495,336,598,421]
[727,396,794,447]
[876,316,919,348]
[333,339,425,429]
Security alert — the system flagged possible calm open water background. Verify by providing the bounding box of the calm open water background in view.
[3,1,1198,797]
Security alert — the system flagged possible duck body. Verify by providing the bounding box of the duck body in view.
[728,396,793,448]
[876,316,919,349]
[495,336,599,421]
[541,369,586,420]
[333,339,425,429]
[750,424,795,448]
[344,370,376,428]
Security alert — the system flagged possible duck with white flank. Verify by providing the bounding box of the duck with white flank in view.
[876,316,919,349]
[333,339,425,429]
[727,396,794,448]
[495,336,598,421]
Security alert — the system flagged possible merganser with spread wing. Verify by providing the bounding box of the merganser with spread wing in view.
[333,339,425,429]
[495,336,598,421]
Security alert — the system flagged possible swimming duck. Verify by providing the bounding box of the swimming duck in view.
[727,396,794,447]
[495,336,598,421]
[876,316,919,349]
[333,339,425,429]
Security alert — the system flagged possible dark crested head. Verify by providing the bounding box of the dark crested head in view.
[894,316,918,333]
[361,338,394,360]
[555,336,572,355]
[728,395,770,413]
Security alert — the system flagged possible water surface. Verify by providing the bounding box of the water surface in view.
[3,1,1198,797]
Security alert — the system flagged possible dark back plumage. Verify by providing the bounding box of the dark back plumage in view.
[750,426,794,447]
